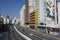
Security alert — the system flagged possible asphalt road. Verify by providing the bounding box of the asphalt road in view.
[0,25,59,40]
[16,25,60,40]
[0,25,25,40]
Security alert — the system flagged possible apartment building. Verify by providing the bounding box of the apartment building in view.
[20,0,60,31]
[20,5,25,27]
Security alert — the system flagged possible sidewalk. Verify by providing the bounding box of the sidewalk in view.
[29,27,60,39]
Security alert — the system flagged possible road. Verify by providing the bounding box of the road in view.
[0,25,59,40]
[0,25,25,40]
[16,25,60,40]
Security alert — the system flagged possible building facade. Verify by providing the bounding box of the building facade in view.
[20,0,60,29]
[20,5,25,27]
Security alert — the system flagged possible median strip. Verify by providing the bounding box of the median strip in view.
[14,25,32,40]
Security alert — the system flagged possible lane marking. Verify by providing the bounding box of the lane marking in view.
[30,33,34,36]
[14,26,32,40]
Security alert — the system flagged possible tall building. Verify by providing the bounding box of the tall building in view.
[20,0,60,30]
[38,0,45,27]
[25,0,29,25]
[57,0,60,30]
[44,0,56,28]
[20,5,25,27]
[45,0,60,28]
[29,0,38,28]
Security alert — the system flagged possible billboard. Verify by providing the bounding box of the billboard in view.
[46,0,56,28]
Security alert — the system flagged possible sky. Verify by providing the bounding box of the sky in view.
[0,0,25,18]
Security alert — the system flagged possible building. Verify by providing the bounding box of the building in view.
[20,0,38,28]
[20,0,60,32]
[56,0,60,25]
[38,0,45,27]
[17,18,20,24]
[12,17,18,25]
[25,0,29,25]
[20,5,25,27]
[57,0,60,32]
[28,0,38,29]
[29,0,59,32]
[29,10,38,28]
[29,0,45,28]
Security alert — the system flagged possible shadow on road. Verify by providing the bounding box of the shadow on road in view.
[0,24,10,33]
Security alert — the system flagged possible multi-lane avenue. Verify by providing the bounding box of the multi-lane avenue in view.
[0,25,60,40]
[0,25,25,40]
[15,25,60,40]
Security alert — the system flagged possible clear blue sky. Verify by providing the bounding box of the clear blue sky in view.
[0,0,25,18]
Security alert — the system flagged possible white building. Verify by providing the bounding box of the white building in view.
[20,5,25,27]
[37,0,45,27]
[37,0,59,28]
[58,2,60,27]
[45,0,59,28]
[20,0,59,28]
[20,0,37,27]
[28,0,34,13]
[12,17,18,24]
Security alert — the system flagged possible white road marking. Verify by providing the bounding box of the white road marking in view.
[14,26,32,40]
[30,33,34,36]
